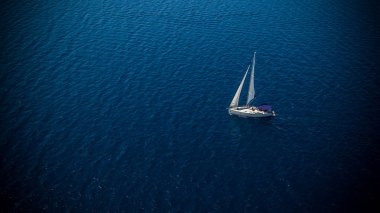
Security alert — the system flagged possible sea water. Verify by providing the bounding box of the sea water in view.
[1,0,379,212]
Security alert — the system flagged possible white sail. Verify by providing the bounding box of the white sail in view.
[229,65,250,108]
[246,52,256,105]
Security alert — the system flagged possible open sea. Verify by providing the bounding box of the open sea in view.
[1,0,379,212]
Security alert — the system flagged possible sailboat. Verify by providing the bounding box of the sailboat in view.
[228,52,275,118]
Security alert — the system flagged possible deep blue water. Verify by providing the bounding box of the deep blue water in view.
[1,0,379,212]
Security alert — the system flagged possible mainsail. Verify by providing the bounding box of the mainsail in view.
[246,52,256,105]
[229,65,250,108]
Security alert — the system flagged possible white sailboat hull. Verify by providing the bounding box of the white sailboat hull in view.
[229,107,275,118]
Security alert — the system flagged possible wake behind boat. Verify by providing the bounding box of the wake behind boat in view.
[228,52,275,118]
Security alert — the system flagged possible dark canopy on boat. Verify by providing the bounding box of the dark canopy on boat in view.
[257,104,272,111]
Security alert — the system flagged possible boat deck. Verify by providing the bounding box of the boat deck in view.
[229,107,274,118]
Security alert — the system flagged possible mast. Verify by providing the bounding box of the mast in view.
[246,52,256,105]
[229,65,250,108]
